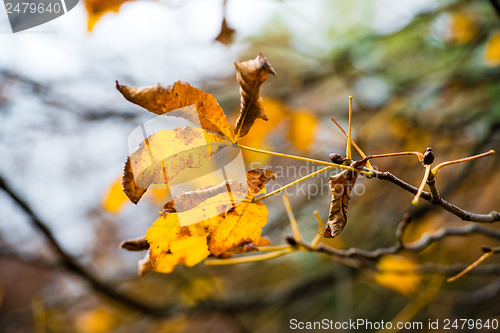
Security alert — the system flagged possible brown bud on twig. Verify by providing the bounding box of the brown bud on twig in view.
[285,235,297,246]
[482,245,493,253]
[329,153,345,164]
[423,147,434,165]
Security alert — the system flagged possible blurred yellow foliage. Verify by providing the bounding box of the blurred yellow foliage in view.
[374,255,422,297]
[101,176,128,215]
[85,0,134,31]
[238,98,319,164]
[288,109,318,152]
[101,176,170,214]
[448,14,477,44]
[484,32,500,67]
[180,277,223,305]
[74,307,117,333]
[238,98,286,164]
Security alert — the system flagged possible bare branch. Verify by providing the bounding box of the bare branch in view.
[371,170,500,223]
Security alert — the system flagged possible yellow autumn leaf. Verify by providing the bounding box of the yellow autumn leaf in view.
[484,32,500,67]
[238,98,286,164]
[208,201,269,256]
[117,80,232,139]
[146,207,222,263]
[85,0,133,32]
[288,109,318,152]
[74,307,117,333]
[153,236,210,274]
[101,176,129,215]
[374,255,422,297]
[123,126,229,204]
[447,13,477,44]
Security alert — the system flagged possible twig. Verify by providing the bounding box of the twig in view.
[372,170,500,223]
[289,222,500,260]
[0,175,168,316]
[489,0,500,18]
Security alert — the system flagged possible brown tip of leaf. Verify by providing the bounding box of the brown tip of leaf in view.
[323,225,333,238]
[119,236,150,251]
[259,53,277,76]
[116,80,122,91]
[122,157,147,205]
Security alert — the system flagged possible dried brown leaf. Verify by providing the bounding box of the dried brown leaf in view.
[234,53,276,138]
[323,159,367,238]
[117,80,232,139]
[246,168,277,199]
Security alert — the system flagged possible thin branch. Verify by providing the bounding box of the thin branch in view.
[290,222,500,260]
[489,0,500,18]
[372,170,500,223]
[0,175,169,316]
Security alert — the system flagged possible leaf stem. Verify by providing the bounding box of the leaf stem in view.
[412,164,432,205]
[330,117,372,169]
[253,166,334,202]
[282,193,302,242]
[432,150,495,176]
[346,96,353,161]
[311,211,324,249]
[367,151,423,161]
[257,245,293,252]
[204,249,293,265]
[447,251,495,282]
[236,144,355,171]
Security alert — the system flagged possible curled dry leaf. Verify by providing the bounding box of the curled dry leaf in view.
[122,126,228,204]
[323,159,368,238]
[117,80,232,139]
[234,53,276,138]
[246,168,277,199]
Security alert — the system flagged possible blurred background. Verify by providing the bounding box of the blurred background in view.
[1,0,500,332]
